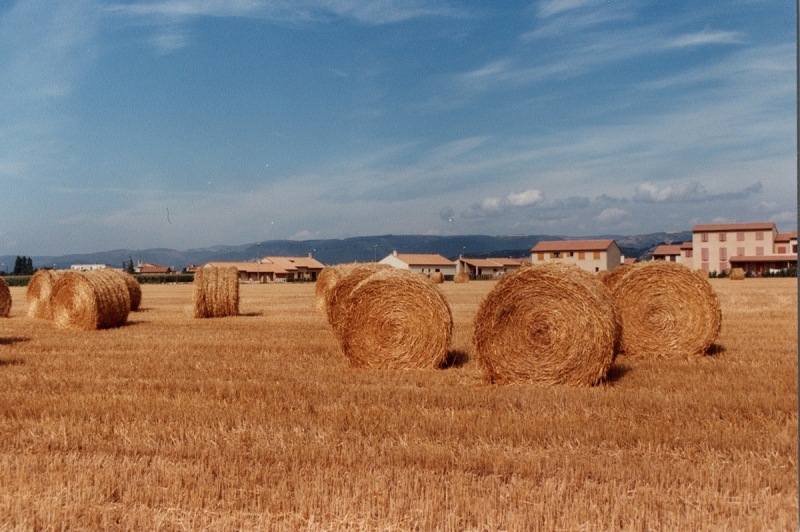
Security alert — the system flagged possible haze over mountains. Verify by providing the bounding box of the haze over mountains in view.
[1,232,693,272]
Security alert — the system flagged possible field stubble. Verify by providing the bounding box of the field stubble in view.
[0,278,796,531]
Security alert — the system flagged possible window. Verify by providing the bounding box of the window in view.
[737,247,745,256]
[737,232,745,241]
[685,250,693,258]
[578,252,585,260]
[719,248,727,261]
[593,251,601,260]
[701,248,709,261]
[755,232,764,241]
[756,247,764,256]
[567,252,574,257]
[719,262,727,273]
[794,244,797,253]
[702,263,710,272]
[553,252,561,258]
[701,233,708,242]
[537,252,544,260]
[669,256,676,262]
[778,246,786,254]
[719,233,727,242]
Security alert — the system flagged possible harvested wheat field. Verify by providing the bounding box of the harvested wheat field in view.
[0,278,796,530]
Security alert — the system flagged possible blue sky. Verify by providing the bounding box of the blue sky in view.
[0,0,795,255]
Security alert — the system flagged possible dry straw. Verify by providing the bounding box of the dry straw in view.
[0,278,10,318]
[596,270,610,282]
[695,268,710,279]
[611,261,721,358]
[114,271,142,310]
[600,264,633,293]
[27,269,64,319]
[325,267,453,369]
[473,262,618,386]
[51,269,130,330]
[193,265,240,318]
[316,263,391,314]
[730,268,745,280]
[453,272,470,284]
[430,271,445,284]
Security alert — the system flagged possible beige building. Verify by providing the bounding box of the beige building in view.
[206,254,325,282]
[530,239,621,273]
[456,257,527,277]
[652,244,684,264]
[379,251,457,276]
[692,223,797,274]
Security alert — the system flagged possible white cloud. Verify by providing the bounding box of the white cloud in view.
[596,207,626,222]
[507,189,543,206]
[665,29,743,49]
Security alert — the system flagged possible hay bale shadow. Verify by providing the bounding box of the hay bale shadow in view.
[706,343,726,356]
[603,363,631,384]
[0,337,30,346]
[440,350,470,369]
[0,358,24,366]
[240,312,263,317]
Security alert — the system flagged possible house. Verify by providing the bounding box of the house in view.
[652,244,684,264]
[456,257,527,277]
[621,257,638,266]
[206,254,325,282]
[135,259,177,274]
[70,264,112,271]
[530,239,621,273]
[679,242,693,264]
[378,251,457,276]
[692,222,797,274]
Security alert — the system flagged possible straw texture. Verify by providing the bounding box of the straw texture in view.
[193,266,240,318]
[695,269,710,279]
[453,272,470,284]
[51,270,130,330]
[115,271,142,310]
[600,264,633,293]
[473,262,619,386]
[730,268,745,280]
[316,263,391,315]
[326,267,453,369]
[27,270,64,319]
[611,261,721,358]
[430,272,445,284]
[0,278,10,318]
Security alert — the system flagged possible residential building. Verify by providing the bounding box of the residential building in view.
[680,242,693,264]
[652,244,684,264]
[379,251,457,276]
[530,240,621,273]
[70,264,112,271]
[692,222,797,274]
[456,257,528,277]
[206,254,325,282]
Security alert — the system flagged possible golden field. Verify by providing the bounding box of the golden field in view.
[0,277,796,531]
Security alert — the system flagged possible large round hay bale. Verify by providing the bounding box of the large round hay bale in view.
[0,278,10,318]
[473,262,618,386]
[600,264,633,293]
[109,270,142,311]
[430,271,445,284]
[27,269,64,319]
[50,269,130,330]
[596,270,610,281]
[325,263,394,331]
[193,265,240,318]
[612,261,721,358]
[327,267,453,369]
[453,272,470,284]
[316,263,391,315]
[730,268,745,280]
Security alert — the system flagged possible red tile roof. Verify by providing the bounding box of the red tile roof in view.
[680,241,693,250]
[775,231,798,242]
[393,254,455,267]
[653,245,682,256]
[531,239,617,252]
[693,222,776,233]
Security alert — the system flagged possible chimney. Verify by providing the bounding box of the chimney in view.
[392,250,397,257]
[308,252,312,258]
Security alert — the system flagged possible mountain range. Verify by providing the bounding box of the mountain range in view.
[1,231,693,273]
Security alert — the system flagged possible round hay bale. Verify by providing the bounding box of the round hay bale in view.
[473,262,618,386]
[27,269,64,319]
[0,277,10,318]
[50,269,130,330]
[596,270,610,281]
[430,271,445,284]
[600,264,633,293]
[730,268,745,280]
[327,268,453,369]
[453,272,470,284]
[324,263,393,330]
[193,265,240,318]
[316,263,391,315]
[111,270,142,311]
[694,268,710,279]
[612,261,721,358]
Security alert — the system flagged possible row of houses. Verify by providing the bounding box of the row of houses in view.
[73,222,795,280]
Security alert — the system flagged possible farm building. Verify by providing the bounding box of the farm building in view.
[456,257,528,277]
[70,264,113,271]
[135,261,177,274]
[206,255,325,282]
[378,251,457,276]
[652,244,685,264]
[692,223,797,274]
[530,239,621,273]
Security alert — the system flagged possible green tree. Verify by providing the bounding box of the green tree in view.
[126,256,135,274]
[12,256,34,275]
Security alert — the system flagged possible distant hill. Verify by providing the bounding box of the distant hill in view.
[1,231,692,272]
